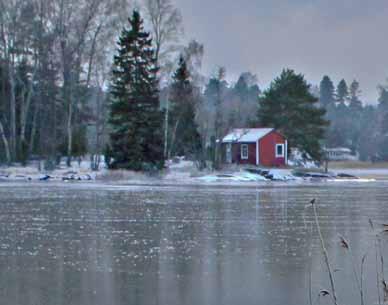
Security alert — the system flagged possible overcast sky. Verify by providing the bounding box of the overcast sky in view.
[175,0,388,103]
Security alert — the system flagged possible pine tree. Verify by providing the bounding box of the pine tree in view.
[258,69,328,160]
[378,86,388,112]
[108,10,164,171]
[336,79,349,104]
[346,80,363,151]
[319,75,335,108]
[358,106,378,161]
[168,57,202,159]
[349,80,362,110]
[377,85,388,160]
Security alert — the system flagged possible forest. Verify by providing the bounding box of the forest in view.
[1,0,388,170]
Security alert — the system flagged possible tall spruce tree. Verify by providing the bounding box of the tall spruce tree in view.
[336,79,349,104]
[319,76,335,108]
[377,86,388,160]
[349,80,362,110]
[168,57,202,159]
[108,10,164,171]
[347,80,363,151]
[258,69,328,160]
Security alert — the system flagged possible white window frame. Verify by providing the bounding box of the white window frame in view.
[241,144,249,160]
[276,144,285,158]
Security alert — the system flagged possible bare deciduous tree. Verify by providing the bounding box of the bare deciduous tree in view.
[143,0,183,77]
[0,0,132,166]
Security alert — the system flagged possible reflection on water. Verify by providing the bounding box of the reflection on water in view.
[0,182,387,305]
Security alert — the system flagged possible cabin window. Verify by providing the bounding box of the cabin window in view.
[241,144,249,160]
[276,144,285,158]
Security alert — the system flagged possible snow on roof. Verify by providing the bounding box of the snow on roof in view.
[222,128,274,143]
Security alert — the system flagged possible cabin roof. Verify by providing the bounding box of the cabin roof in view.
[222,128,275,143]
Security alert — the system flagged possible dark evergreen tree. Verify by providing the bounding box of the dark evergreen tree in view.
[319,76,335,108]
[108,10,164,171]
[168,57,202,159]
[324,79,353,150]
[346,80,363,152]
[358,105,378,161]
[326,101,351,148]
[326,79,367,153]
[336,79,349,104]
[258,69,328,160]
[378,86,388,112]
[349,80,363,110]
[377,86,388,160]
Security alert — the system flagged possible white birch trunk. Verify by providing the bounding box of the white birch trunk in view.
[0,120,11,164]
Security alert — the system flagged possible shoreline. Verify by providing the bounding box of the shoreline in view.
[2,161,388,185]
[0,172,382,188]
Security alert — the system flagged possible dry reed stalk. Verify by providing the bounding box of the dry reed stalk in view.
[310,198,339,305]
[309,220,313,305]
[360,254,367,305]
[376,223,386,303]
[339,235,366,305]
[369,219,382,305]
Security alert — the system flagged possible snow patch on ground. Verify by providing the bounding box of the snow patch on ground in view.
[166,158,195,170]
[198,171,269,183]
[0,159,104,182]
[197,169,303,183]
[288,149,319,169]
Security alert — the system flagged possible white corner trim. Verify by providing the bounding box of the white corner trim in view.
[285,140,288,164]
[256,140,260,165]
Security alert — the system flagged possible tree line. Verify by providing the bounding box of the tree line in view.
[0,0,184,168]
[0,0,133,167]
[320,76,388,161]
[106,11,264,171]
[107,9,327,171]
[0,1,386,170]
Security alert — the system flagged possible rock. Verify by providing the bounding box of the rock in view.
[83,174,92,181]
[310,173,333,179]
[292,171,335,179]
[217,174,235,178]
[336,173,358,179]
[245,168,263,175]
[39,175,51,181]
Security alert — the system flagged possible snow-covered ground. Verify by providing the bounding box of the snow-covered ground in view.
[197,169,298,183]
[0,159,106,182]
[0,157,381,185]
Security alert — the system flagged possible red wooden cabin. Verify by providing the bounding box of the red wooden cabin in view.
[222,128,288,167]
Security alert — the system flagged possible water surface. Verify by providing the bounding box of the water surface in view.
[0,181,387,305]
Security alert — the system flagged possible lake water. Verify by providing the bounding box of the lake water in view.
[0,181,387,305]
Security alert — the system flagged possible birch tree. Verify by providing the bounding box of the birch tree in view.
[143,0,183,78]
[0,0,20,161]
[53,0,126,166]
